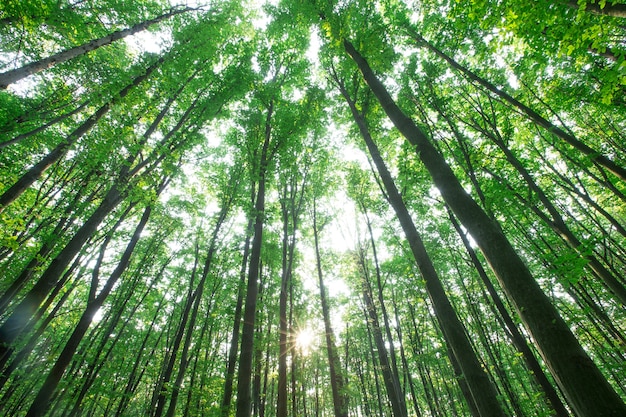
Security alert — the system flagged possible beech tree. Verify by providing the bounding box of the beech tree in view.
[1,1,625,416]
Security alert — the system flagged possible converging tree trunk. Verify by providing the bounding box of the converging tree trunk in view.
[343,38,626,417]
[335,74,506,417]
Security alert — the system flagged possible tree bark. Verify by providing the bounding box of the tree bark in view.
[343,38,626,417]
[336,73,505,417]
[0,7,190,89]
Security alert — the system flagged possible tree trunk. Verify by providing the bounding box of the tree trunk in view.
[0,56,162,212]
[0,184,124,358]
[312,198,349,417]
[389,288,422,417]
[163,202,231,417]
[152,239,201,417]
[343,39,626,417]
[447,207,570,417]
[357,248,408,417]
[0,100,90,149]
[277,188,291,417]
[235,102,273,417]
[220,210,255,417]
[335,74,506,417]
[24,202,154,417]
[360,204,402,385]
[0,7,189,89]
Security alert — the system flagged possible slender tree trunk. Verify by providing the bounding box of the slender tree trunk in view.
[0,57,162,212]
[277,167,306,417]
[257,302,272,417]
[362,315,387,417]
[0,7,190,89]
[164,202,231,417]
[312,198,349,417]
[357,248,408,417]
[447,207,570,417]
[220,210,255,417]
[235,102,273,417]
[0,184,124,358]
[468,111,626,304]
[113,283,170,417]
[0,100,90,149]
[24,202,154,417]
[335,73,506,417]
[407,305,441,417]
[152,239,202,417]
[360,204,402,384]
[277,187,291,417]
[389,288,422,417]
[343,39,626,417]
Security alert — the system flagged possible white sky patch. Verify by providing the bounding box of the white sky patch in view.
[306,27,321,64]
[249,0,279,29]
[124,29,169,55]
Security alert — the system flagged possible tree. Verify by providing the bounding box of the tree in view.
[0,1,624,416]
[0,6,192,89]
[342,37,626,417]
[312,197,349,417]
[334,70,506,416]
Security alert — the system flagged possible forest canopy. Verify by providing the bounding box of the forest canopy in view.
[0,0,625,416]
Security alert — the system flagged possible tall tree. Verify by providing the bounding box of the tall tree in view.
[312,198,349,417]
[0,6,192,89]
[335,70,505,417]
[342,37,626,417]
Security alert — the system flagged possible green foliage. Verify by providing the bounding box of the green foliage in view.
[0,1,624,416]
